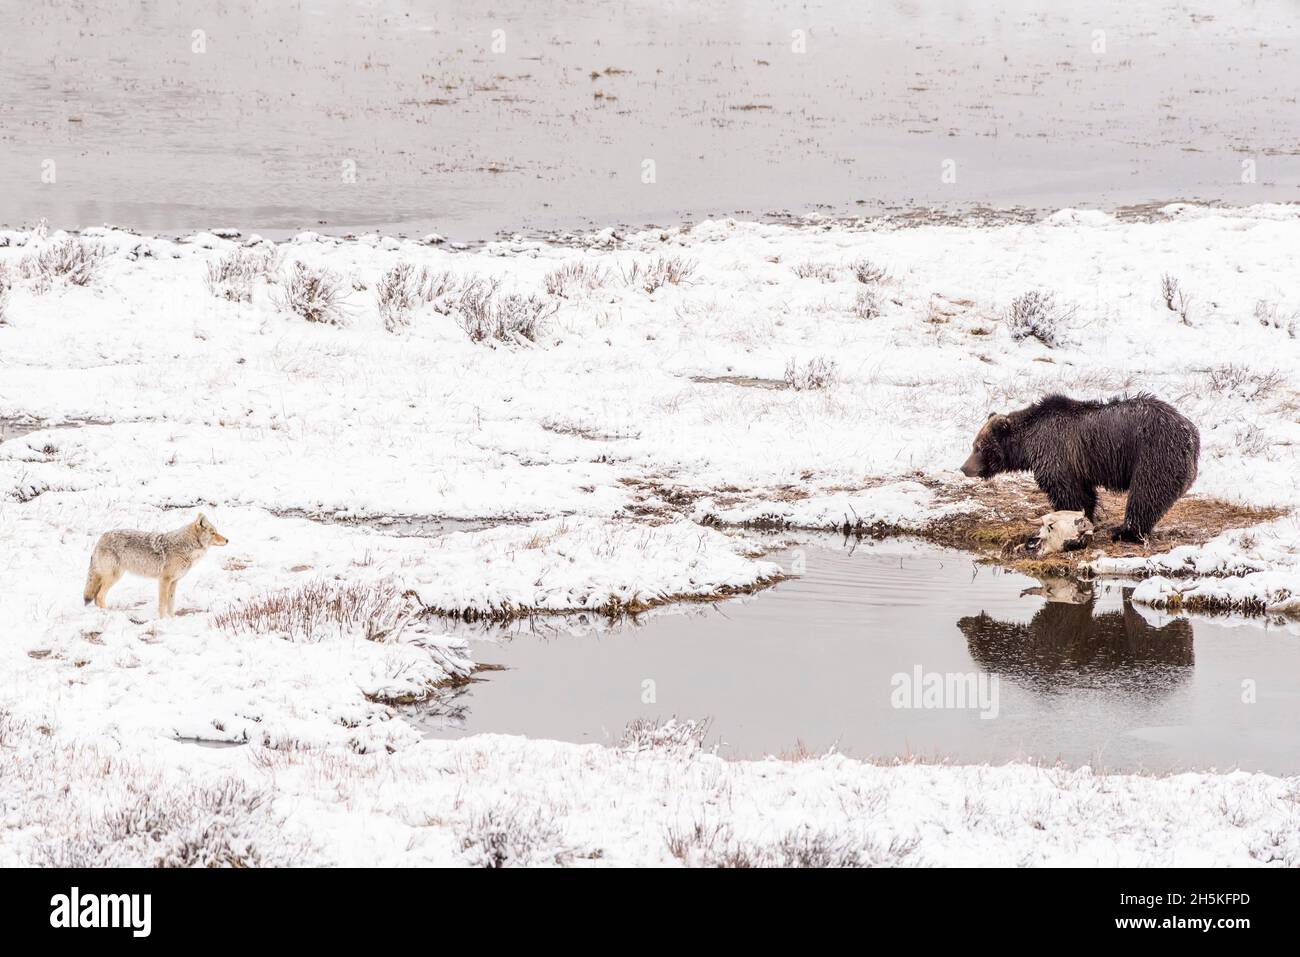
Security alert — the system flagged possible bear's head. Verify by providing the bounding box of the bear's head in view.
[959,413,1010,479]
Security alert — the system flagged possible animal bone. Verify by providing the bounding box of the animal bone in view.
[1029,510,1094,556]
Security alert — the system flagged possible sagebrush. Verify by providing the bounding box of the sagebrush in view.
[458,805,571,868]
[544,260,609,298]
[1006,290,1073,347]
[274,262,349,324]
[853,287,881,319]
[851,259,888,284]
[205,247,277,303]
[0,265,11,322]
[784,356,837,391]
[665,821,917,868]
[621,255,696,293]
[619,717,710,755]
[21,238,105,289]
[1160,273,1193,324]
[792,261,839,281]
[377,262,455,331]
[445,279,556,343]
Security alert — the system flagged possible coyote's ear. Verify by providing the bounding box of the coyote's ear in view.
[194,512,206,526]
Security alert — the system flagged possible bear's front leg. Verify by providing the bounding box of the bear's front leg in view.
[1034,472,1096,520]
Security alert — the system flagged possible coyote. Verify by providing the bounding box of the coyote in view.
[84,513,228,617]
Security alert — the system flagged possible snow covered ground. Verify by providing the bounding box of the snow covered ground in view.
[3,714,1296,867]
[2,206,1299,865]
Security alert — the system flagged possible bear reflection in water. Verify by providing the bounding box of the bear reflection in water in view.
[957,581,1194,693]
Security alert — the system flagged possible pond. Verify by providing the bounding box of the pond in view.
[422,538,1300,774]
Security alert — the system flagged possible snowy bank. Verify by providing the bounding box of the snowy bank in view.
[1093,516,1300,614]
[409,517,783,619]
[2,716,1295,867]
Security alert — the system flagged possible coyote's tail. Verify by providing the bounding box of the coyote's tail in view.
[83,562,99,606]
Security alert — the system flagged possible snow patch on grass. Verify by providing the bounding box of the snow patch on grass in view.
[1093,515,1300,613]
[694,480,972,532]
[409,517,782,620]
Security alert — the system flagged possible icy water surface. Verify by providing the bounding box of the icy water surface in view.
[424,539,1300,773]
[2,0,1297,239]
[0,418,80,443]
[0,420,42,443]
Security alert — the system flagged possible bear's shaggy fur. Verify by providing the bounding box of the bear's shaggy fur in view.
[959,394,1200,542]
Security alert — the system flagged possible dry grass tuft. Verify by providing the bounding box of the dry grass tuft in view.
[792,260,840,281]
[205,247,277,302]
[619,717,710,754]
[213,579,413,643]
[850,259,889,284]
[1161,273,1194,323]
[443,278,555,343]
[21,238,105,290]
[784,356,837,391]
[852,287,882,319]
[665,820,917,868]
[1006,290,1073,347]
[42,781,274,867]
[1254,300,1297,338]
[274,261,349,324]
[458,805,572,867]
[544,260,609,298]
[621,255,697,293]
[376,262,455,331]
[1199,364,1285,400]
[0,264,11,322]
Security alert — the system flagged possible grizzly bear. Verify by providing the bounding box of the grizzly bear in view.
[959,394,1199,543]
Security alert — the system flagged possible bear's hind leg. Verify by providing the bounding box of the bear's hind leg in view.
[1114,459,1182,542]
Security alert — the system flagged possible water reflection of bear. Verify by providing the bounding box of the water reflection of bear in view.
[956,581,1194,692]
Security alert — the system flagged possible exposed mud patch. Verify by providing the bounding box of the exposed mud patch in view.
[269,507,495,538]
[0,417,103,443]
[635,471,1288,582]
[540,422,637,442]
[914,475,1289,576]
[621,475,835,518]
[689,375,789,390]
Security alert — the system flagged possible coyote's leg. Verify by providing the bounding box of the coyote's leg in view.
[158,577,174,618]
[165,578,180,617]
[94,568,123,608]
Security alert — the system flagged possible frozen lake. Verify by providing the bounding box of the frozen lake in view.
[2,0,1297,240]
[426,539,1300,774]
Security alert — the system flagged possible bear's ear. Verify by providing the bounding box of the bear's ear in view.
[987,413,1010,434]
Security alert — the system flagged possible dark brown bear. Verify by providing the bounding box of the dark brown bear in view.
[959,394,1200,543]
